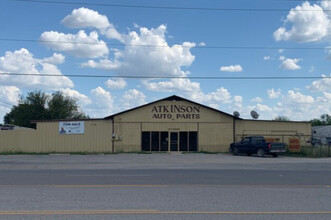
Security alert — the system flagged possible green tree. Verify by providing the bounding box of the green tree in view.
[4,91,48,128]
[48,91,88,120]
[273,116,290,121]
[4,91,88,128]
[310,114,331,126]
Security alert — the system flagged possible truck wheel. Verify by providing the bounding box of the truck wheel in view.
[257,149,265,157]
[272,153,278,158]
[233,148,239,156]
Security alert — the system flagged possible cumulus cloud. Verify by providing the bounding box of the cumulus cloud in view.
[88,87,114,117]
[274,1,330,42]
[144,78,200,93]
[0,48,73,89]
[62,7,111,30]
[286,90,314,104]
[105,78,127,90]
[83,25,196,77]
[144,78,234,106]
[0,86,21,123]
[267,88,282,99]
[279,56,301,70]
[307,74,331,92]
[120,89,146,110]
[43,53,65,65]
[0,86,20,106]
[61,7,122,41]
[220,65,243,72]
[60,88,92,106]
[250,97,263,103]
[250,104,272,113]
[40,30,109,58]
[263,56,270,60]
[199,42,206,46]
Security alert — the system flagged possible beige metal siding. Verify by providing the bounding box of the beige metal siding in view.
[235,120,311,146]
[199,122,233,152]
[0,120,113,153]
[114,100,232,123]
[113,122,141,152]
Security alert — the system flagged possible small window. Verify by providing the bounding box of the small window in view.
[253,138,265,144]
[242,138,250,144]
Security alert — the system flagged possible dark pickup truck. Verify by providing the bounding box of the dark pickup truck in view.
[229,136,286,157]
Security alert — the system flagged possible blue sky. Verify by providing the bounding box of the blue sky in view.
[1,0,331,122]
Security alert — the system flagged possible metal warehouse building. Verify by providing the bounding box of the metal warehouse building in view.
[0,95,311,153]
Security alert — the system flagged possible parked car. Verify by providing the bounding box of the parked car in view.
[229,136,286,157]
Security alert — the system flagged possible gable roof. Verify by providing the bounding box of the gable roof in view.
[104,95,240,120]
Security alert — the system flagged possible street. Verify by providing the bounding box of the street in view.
[0,154,330,220]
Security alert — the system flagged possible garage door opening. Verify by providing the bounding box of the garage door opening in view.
[141,131,198,152]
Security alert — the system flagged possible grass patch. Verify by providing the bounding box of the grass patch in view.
[0,151,117,155]
[285,145,331,158]
[183,151,218,154]
[0,152,50,155]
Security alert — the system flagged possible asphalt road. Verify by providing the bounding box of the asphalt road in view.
[0,154,330,220]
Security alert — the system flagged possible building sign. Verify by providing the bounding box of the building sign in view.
[59,121,84,134]
[289,138,301,152]
[151,104,200,120]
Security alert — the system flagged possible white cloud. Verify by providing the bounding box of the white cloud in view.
[208,87,232,104]
[267,88,282,99]
[232,96,243,109]
[83,25,196,77]
[0,86,21,123]
[144,78,200,93]
[251,104,272,113]
[220,65,243,72]
[199,42,206,46]
[40,30,109,58]
[250,97,263,103]
[307,74,331,92]
[82,59,120,70]
[62,7,111,30]
[286,90,314,104]
[120,89,146,110]
[59,88,92,106]
[43,53,65,65]
[279,56,301,70]
[0,86,20,106]
[263,56,270,60]
[61,7,122,41]
[0,48,73,89]
[105,78,127,90]
[88,87,114,117]
[274,2,330,42]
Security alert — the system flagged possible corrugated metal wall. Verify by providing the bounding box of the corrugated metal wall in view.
[0,120,113,153]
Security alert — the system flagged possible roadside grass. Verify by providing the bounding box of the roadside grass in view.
[285,145,331,158]
[0,151,118,155]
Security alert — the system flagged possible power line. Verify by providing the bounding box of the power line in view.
[14,0,330,12]
[0,38,327,50]
[0,101,13,108]
[1,72,330,80]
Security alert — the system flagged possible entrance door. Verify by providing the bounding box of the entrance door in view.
[170,132,178,151]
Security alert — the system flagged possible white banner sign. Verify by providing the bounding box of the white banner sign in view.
[59,121,84,134]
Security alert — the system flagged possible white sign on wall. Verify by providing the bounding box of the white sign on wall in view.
[59,121,84,134]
